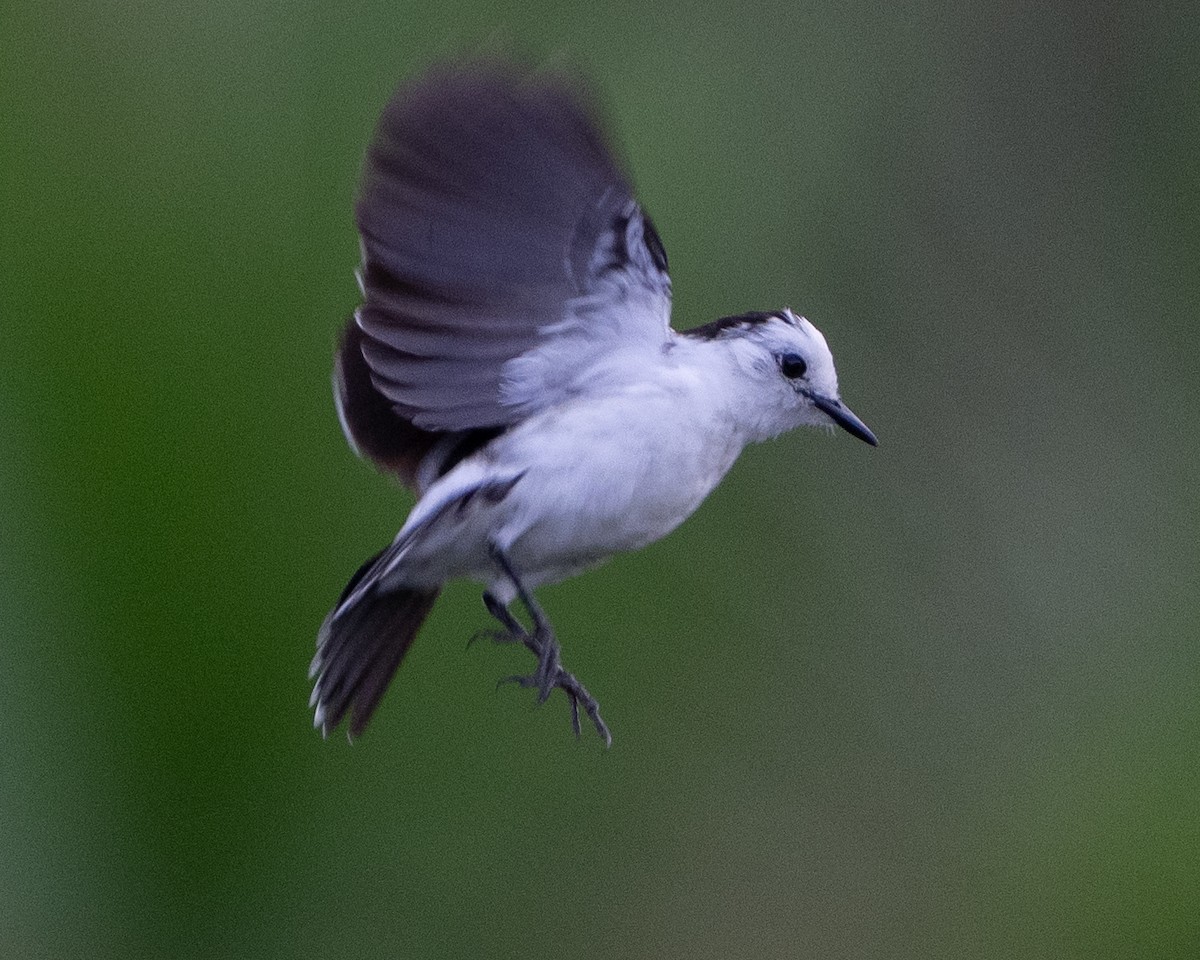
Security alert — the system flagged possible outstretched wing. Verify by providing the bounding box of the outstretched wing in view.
[353,61,673,433]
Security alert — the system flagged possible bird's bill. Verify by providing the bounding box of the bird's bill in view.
[810,394,879,446]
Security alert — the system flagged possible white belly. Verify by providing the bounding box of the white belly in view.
[392,382,747,593]
[502,393,740,565]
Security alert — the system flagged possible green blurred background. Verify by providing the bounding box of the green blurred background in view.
[3,0,1198,956]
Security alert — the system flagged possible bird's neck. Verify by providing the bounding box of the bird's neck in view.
[666,333,796,446]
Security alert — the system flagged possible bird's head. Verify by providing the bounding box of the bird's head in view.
[695,308,878,445]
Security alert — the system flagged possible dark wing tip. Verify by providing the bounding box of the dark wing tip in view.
[347,57,658,433]
[333,315,439,488]
[357,57,622,236]
[346,58,676,436]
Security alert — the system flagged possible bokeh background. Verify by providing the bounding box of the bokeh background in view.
[3,1,1198,957]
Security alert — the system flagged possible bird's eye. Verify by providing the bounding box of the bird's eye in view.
[779,354,808,379]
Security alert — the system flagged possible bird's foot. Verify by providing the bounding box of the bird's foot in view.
[467,628,528,650]
[480,580,611,746]
[492,628,611,747]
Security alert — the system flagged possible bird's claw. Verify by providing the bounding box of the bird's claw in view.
[480,578,610,746]
[493,637,611,746]
[469,628,525,649]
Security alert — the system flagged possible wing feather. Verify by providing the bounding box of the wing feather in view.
[353,61,672,432]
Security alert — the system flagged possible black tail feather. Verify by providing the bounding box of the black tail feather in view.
[311,553,440,739]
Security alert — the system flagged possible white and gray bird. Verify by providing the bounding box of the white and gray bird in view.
[310,61,877,746]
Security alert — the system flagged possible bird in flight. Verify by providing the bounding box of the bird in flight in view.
[310,61,877,747]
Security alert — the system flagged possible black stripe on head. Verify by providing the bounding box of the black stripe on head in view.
[680,310,791,341]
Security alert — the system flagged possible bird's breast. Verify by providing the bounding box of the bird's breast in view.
[491,385,745,577]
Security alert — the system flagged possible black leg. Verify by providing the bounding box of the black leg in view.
[472,591,539,656]
[483,591,525,635]
[488,545,554,639]
[479,544,612,747]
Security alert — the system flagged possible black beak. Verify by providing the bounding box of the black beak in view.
[809,393,878,446]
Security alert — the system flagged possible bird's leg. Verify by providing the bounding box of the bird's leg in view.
[486,545,560,695]
[470,591,538,655]
[482,544,612,747]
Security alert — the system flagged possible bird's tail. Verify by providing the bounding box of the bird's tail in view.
[310,549,440,740]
